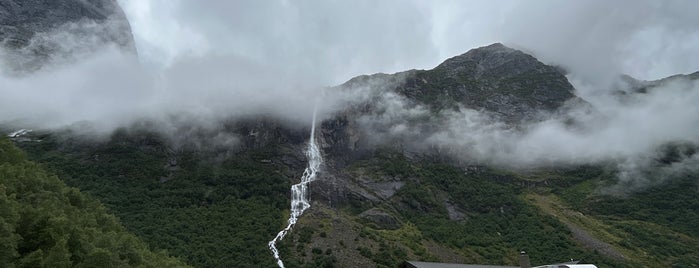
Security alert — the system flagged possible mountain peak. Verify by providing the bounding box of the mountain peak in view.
[393,43,577,121]
[338,43,577,122]
[477,42,515,52]
[434,43,536,76]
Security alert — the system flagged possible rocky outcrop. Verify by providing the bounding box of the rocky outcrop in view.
[0,0,135,72]
[358,208,401,230]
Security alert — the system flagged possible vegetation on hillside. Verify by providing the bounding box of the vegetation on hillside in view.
[556,171,699,266]
[12,130,699,267]
[0,137,188,267]
[343,151,632,267]
[17,130,292,268]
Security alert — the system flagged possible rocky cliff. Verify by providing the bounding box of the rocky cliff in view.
[0,0,135,73]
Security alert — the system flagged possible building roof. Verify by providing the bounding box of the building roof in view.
[402,260,596,268]
[402,261,518,268]
[537,265,597,268]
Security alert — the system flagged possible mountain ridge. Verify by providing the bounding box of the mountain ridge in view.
[1,2,698,267]
[338,42,578,123]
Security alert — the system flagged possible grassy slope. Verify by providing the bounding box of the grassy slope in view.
[326,152,631,267]
[552,174,699,267]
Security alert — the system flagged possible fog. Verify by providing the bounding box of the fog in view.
[1,1,698,190]
[2,0,698,127]
[120,0,699,84]
[356,76,699,162]
[346,74,699,193]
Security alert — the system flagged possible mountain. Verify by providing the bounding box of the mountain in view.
[315,43,582,211]
[7,44,698,267]
[619,70,699,94]
[1,2,698,267]
[340,43,577,122]
[0,0,135,73]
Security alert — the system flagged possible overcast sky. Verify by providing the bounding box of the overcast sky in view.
[1,0,697,129]
[119,0,699,86]
[1,1,697,190]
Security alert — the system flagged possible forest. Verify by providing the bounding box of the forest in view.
[6,130,697,267]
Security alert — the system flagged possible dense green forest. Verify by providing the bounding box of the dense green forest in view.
[16,129,292,267]
[9,130,699,267]
[0,137,188,267]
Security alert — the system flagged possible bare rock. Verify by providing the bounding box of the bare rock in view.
[359,208,401,230]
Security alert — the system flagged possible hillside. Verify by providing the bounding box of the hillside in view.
[0,137,188,267]
[10,122,698,267]
[1,2,697,266]
[7,42,699,267]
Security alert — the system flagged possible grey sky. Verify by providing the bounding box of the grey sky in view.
[120,0,699,85]
[1,0,696,127]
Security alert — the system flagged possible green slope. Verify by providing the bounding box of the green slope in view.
[325,151,631,267]
[16,130,292,268]
[0,137,189,268]
[12,130,699,267]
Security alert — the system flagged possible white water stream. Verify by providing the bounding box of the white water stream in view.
[268,104,323,268]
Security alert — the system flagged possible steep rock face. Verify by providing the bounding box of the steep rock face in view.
[0,0,135,72]
[341,43,577,122]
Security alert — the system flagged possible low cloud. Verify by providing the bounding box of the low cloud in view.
[1,1,697,193]
[351,75,699,192]
[0,19,333,135]
[603,151,699,196]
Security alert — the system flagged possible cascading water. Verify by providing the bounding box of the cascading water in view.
[268,103,323,268]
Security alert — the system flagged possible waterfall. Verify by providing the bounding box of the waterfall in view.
[268,102,323,268]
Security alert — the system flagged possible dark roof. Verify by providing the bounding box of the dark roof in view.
[402,261,518,268]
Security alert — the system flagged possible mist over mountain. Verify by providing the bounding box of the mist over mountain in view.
[0,0,135,74]
[1,1,699,267]
[0,0,698,194]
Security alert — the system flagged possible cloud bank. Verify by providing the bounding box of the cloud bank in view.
[349,74,699,193]
[2,0,698,128]
[1,1,698,190]
[118,0,699,84]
